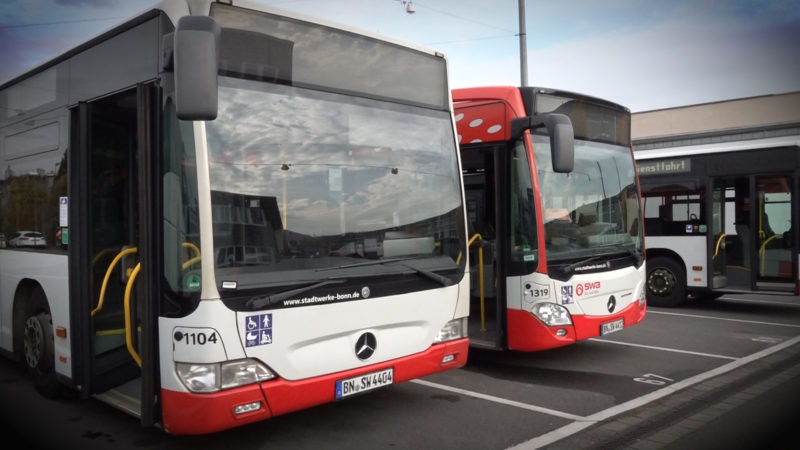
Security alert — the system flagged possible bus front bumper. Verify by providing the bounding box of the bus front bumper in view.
[161,338,468,434]
[507,300,646,351]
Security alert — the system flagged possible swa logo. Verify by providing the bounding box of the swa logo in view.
[576,281,601,297]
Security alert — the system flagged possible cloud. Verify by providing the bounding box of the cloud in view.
[2,0,799,111]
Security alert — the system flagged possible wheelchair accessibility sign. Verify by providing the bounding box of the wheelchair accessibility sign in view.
[245,313,273,347]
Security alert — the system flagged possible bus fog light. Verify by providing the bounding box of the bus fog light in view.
[531,302,572,326]
[434,317,467,343]
[556,328,567,337]
[177,359,275,393]
[637,284,646,307]
[441,354,456,364]
[234,401,262,415]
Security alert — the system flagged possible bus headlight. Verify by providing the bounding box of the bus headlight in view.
[637,283,646,307]
[531,302,572,326]
[434,317,468,343]
[176,358,275,393]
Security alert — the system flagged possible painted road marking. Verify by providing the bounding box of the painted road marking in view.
[648,310,800,328]
[413,310,800,448]
[588,338,739,360]
[719,296,800,307]
[511,335,800,449]
[410,379,587,422]
[413,337,751,423]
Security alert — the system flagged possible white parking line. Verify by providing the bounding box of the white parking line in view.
[720,296,800,307]
[648,310,800,328]
[413,320,800,448]
[410,379,587,422]
[511,335,800,449]
[414,338,738,430]
[587,338,739,360]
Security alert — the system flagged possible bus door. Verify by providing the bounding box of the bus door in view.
[461,145,505,349]
[710,180,727,290]
[755,175,795,291]
[719,175,796,293]
[71,84,160,423]
[717,176,753,290]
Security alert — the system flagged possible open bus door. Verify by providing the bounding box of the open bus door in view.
[716,175,796,293]
[462,145,506,349]
[755,175,795,292]
[710,181,727,291]
[70,83,160,426]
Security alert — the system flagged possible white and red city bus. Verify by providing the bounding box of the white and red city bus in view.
[637,142,799,305]
[0,0,469,434]
[453,86,646,351]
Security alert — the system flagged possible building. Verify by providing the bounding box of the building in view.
[632,91,800,152]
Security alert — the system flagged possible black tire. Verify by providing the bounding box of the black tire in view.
[23,290,61,398]
[646,256,687,307]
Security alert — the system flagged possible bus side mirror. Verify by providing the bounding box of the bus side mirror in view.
[173,15,220,120]
[510,113,575,173]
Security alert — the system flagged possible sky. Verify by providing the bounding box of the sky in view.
[1,0,799,112]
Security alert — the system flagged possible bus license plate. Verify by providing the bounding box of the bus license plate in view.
[601,318,624,335]
[335,367,394,399]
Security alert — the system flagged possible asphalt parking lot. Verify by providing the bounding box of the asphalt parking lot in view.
[2,292,798,449]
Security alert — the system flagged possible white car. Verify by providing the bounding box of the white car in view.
[9,231,46,249]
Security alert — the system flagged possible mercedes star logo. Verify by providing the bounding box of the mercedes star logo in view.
[355,332,377,360]
[607,295,617,313]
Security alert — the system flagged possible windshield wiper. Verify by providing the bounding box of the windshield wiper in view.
[315,256,418,271]
[397,263,453,287]
[316,257,452,287]
[246,278,347,310]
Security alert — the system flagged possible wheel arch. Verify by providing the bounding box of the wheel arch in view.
[645,248,686,276]
[12,279,51,356]
[645,250,691,307]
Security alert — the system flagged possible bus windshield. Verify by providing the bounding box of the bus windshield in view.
[534,135,643,264]
[205,78,464,293]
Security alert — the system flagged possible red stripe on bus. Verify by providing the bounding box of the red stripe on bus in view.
[507,301,646,351]
[161,338,469,434]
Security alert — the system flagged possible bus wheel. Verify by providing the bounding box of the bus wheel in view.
[23,307,61,398]
[646,257,686,307]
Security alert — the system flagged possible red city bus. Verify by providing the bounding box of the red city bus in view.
[454,86,646,351]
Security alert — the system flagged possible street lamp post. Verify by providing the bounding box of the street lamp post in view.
[518,0,528,87]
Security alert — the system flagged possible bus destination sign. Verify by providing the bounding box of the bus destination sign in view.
[637,158,691,176]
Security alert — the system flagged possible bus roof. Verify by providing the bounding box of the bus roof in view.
[1,0,447,92]
[453,86,629,115]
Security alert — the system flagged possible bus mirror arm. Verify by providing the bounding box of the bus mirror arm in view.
[173,15,221,120]
[509,113,575,173]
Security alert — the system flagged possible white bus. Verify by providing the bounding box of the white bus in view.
[0,0,469,434]
[637,138,799,306]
